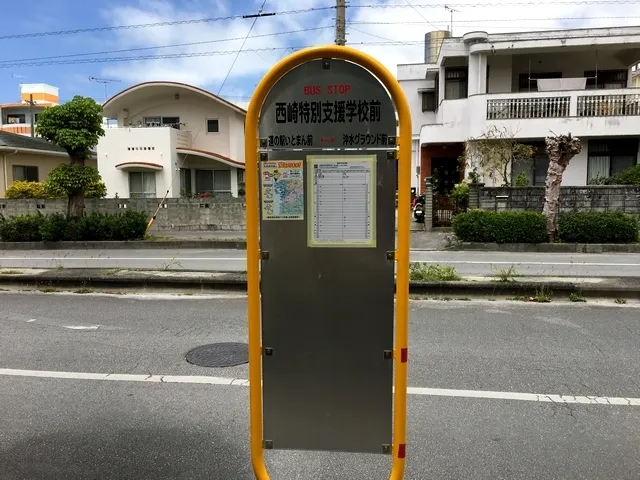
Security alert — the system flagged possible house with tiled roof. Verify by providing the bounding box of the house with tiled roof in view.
[0,131,97,197]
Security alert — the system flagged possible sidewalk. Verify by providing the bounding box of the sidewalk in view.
[1,267,639,300]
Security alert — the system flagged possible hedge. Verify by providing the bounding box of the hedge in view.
[0,211,148,242]
[452,210,639,244]
[452,210,548,244]
[557,212,638,243]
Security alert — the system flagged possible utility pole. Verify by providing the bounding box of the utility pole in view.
[336,0,346,46]
[29,94,34,137]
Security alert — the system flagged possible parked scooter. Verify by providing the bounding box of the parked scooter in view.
[413,194,425,223]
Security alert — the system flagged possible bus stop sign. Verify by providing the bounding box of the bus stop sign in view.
[257,57,397,454]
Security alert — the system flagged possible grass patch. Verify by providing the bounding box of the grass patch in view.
[409,263,460,282]
[40,287,58,293]
[568,291,586,303]
[615,298,627,305]
[104,268,123,276]
[493,264,519,282]
[145,235,173,242]
[456,297,472,301]
[54,265,64,270]
[74,288,94,294]
[0,269,23,275]
[532,285,553,303]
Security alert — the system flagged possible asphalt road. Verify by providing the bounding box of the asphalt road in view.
[1,292,639,479]
[2,249,640,277]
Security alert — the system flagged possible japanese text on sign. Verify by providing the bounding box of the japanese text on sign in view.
[268,135,314,147]
[275,100,382,124]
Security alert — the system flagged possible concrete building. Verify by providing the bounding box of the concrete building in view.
[0,84,59,137]
[98,81,246,199]
[398,27,640,192]
[0,131,97,197]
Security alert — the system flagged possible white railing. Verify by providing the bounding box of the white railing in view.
[577,93,640,116]
[487,96,570,119]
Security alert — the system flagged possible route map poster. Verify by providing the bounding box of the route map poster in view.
[261,160,304,221]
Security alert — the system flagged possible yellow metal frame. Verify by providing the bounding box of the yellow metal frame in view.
[245,45,411,480]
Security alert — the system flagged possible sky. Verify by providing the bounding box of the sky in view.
[0,0,638,109]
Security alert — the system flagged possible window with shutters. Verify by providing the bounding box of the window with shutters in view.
[444,67,468,99]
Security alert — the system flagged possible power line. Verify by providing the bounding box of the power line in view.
[0,42,424,69]
[217,0,267,95]
[349,0,640,7]
[0,6,335,40]
[404,0,442,30]
[0,27,331,64]
[347,15,640,24]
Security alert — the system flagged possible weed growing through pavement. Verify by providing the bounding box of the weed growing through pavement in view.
[159,257,183,271]
[104,268,123,276]
[74,288,93,294]
[532,285,553,303]
[40,287,58,293]
[615,298,627,304]
[55,265,64,270]
[569,291,586,302]
[409,262,460,281]
[494,264,519,282]
[0,270,23,275]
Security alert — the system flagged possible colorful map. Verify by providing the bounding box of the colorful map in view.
[261,160,304,220]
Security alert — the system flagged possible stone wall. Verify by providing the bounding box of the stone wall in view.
[476,186,640,214]
[0,197,246,232]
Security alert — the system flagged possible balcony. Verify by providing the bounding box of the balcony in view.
[422,88,640,145]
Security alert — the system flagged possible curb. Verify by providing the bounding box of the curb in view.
[0,240,247,250]
[1,270,639,299]
[455,242,640,253]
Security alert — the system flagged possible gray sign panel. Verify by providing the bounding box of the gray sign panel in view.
[259,59,397,149]
[258,59,397,454]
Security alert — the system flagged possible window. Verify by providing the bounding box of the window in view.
[237,169,245,185]
[518,72,562,92]
[13,165,39,182]
[421,91,437,112]
[584,69,628,90]
[207,119,220,133]
[143,116,181,129]
[444,67,468,100]
[129,172,157,198]
[512,143,549,186]
[180,168,192,197]
[195,170,214,194]
[587,139,639,183]
[7,114,26,124]
[214,170,231,192]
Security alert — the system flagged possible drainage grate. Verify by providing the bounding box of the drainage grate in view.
[186,342,249,367]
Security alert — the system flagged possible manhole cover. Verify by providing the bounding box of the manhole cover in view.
[186,342,249,367]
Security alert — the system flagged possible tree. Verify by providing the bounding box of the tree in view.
[542,133,582,242]
[36,96,105,217]
[459,126,536,186]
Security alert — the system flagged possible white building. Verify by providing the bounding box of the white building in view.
[0,83,59,137]
[398,27,640,192]
[98,81,246,198]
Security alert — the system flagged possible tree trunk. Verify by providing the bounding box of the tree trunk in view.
[542,134,582,242]
[67,154,85,218]
[542,162,564,242]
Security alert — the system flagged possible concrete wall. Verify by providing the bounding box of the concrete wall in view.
[0,197,246,232]
[478,185,640,214]
[97,127,176,198]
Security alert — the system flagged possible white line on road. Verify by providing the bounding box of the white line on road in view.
[418,260,640,267]
[0,257,245,261]
[1,368,638,406]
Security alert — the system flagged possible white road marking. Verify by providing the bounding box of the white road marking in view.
[0,257,245,261]
[417,260,640,267]
[62,326,100,331]
[0,368,638,406]
[27,319,36,323]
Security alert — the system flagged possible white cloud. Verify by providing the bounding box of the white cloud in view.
[98,0,639,100]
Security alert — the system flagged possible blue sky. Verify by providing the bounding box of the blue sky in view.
[0,0,635,107]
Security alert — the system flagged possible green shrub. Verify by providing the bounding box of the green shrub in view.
[0,213,45,241]
[617,165,640,185]
[557,212,638,243]
[452,210,547,244]
[0,211,148,242]
[5,181,48,199]
[410,263,460,281]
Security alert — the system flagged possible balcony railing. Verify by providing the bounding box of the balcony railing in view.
[487,96,570,120]
[577,93,640,116]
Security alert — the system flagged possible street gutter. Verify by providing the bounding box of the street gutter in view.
[1,268,640,299]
